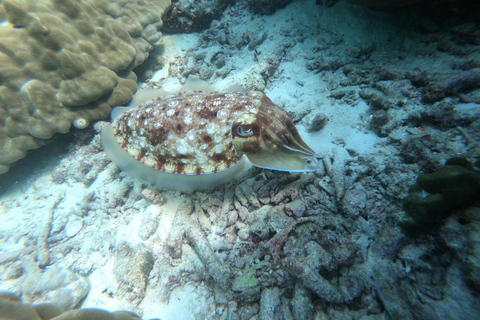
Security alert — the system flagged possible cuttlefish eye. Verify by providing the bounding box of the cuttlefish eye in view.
[236,125,256,137]
[232,108,321,172]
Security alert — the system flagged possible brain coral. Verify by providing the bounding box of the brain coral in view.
[0,0,171,174]
[0,290,144,320]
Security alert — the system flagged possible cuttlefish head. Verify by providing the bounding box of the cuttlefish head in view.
[232,95,321,172]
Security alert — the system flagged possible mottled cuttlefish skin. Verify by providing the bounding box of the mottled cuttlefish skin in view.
[112,90,263,175]
[102,89,320,191]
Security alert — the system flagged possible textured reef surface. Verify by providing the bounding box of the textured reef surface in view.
[1,0,480,319]
[0,0,171,174]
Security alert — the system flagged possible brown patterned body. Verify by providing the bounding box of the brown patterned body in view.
[112,90,264,175]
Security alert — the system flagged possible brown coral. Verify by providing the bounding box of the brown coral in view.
[0,0,171,174]
[0,291,144,320]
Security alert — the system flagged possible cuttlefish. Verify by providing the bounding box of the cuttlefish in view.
[101,83,320,192]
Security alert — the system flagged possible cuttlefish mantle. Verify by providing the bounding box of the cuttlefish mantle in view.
[101,85,321,192]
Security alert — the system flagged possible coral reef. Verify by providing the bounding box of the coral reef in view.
[0,291,144,320]
[400,157,480,236]
[0,0,171,174]
[22,266,90,310]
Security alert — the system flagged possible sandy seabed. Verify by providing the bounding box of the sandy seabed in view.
[1,0,480,319]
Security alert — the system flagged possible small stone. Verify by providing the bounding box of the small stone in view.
[406,127,425,135]
[284,199,306,217]
[114,242,154,300]
[139,206,160,240]
[388,128,407,141]
[232,261,270,296]
[227,210,238,226]
[342,183,367,217]
[141,188,166,205]
[3,263,23,280]
[259,287,281,319]
[406,68,429,87]
[65,216,84,238]
[369,109,389,131]
[196,208,212,232]
[228,300,238,313]
[307,113,328,132]
[237,205,249,221]
[238,228,250,241]
[236,220,247,229]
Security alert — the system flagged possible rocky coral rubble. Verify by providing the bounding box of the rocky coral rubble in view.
[1,120,478,318]
[1,0,480,318]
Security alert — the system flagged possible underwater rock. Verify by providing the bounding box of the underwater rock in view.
[421,69,480,104]
[421,83,447,104]
[259,287,282,319]
[232,261,270,302]
[141,189,166,205]
[453,103,480,125]
[306,112,328,132]
[286,255,344,304]
[247,0,293,15]
[433,207,480,294]
[399,134,443,171]
[0,291,22,302]
[22,266,90,310]
[247,205,275,241]
[36,194,62,268]
[291,283,315,319]
[306,55,348,73]
[342,182,367,218]
[418,102,464,129]
[284,198,307,217]
[349,0,419,10]
[406,68,430,88]
[359,88,391,110]
[285,239,348,304]
[400,157,480,237]
[166,197,232,287]
[369,110,390,136]
[64,215,84,238]
[138,205,161,240]
[163,0,234,33]
[463,207,480,291]
[114,242,154,302]
[51,130,111,186]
